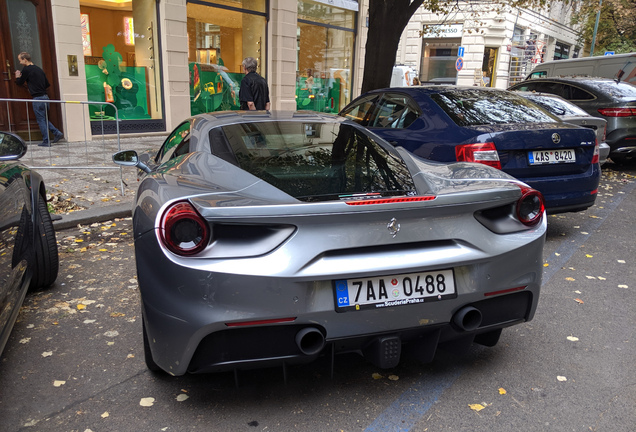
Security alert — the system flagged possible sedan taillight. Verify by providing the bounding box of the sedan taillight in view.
[455,142,502,169]
[516,186,545,227]
[592,139,599,165]
[597,107,636,117]
[160,201,210,256]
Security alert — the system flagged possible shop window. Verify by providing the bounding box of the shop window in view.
[186,1,267,115]
[296,0,356,114]
[80,0,163,124]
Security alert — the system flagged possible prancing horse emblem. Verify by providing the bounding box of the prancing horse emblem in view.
[387,218,400,238]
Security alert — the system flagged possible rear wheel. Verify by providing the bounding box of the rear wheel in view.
[142,317,162,372]
[29,196,59,290]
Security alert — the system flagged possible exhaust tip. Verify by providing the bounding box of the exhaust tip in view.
[295,328,325,356]
[453,306,482,332]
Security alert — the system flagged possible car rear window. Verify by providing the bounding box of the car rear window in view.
[219,121,416,202]
[524,94,589,116]
[431,89,558,126]
[585,81,636,99]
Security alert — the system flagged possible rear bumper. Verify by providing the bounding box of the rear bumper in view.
[520,162,600,214]
[606,127,636,156]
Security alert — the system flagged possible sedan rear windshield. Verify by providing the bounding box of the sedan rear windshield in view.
[431,89,559,127]
[219,121,416,202]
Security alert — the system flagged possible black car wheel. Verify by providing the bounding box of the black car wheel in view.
[29,197,59,290]
[143,316,162,372]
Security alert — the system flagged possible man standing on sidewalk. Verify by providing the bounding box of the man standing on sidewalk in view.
[14,52,63,147]
[239,57,270,111]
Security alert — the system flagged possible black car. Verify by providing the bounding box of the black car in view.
[340,86,600,214]
[508,77,636,164]
[0,132,59,356]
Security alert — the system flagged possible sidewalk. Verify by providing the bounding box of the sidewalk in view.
[23,133,167,230]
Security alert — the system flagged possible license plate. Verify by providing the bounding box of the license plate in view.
[334,269,456,312]
[528,149,576,165]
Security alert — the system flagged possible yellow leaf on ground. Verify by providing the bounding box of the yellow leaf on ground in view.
[543,263,549,267]
[567,336,579,341]
[74,239,84,243]
[498,388,507,395]
[586,254,593,258]
[101,412,109,418]
[388,375,399,381]
[565,277,575,281]
[77,304,86,310]
[372,373,383,380]
[53,380,65,387]
[574,298,584,304]
[140,397,155,407]
[469,404,485,412]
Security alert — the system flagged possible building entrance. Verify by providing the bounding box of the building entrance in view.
[0,0,61,137]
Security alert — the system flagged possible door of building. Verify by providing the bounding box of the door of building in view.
[0,0,61,137]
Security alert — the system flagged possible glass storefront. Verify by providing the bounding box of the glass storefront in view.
[186,0,267,115]
[296,0,357,113]
[80,0,163,131]
[420,41,461,83]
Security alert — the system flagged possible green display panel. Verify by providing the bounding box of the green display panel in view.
[295,77,341,113]
[85,45,151,121]
[189,63,242,115]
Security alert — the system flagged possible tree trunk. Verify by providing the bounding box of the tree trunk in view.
[361,0,424,94]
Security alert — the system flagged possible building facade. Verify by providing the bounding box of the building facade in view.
[395,2,582,88]
[1,0,366,140]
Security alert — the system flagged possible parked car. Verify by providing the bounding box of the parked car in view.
[340,86,600,214]
[508,77,636,164]
[113,111,547,376]
[0,132,59,356]
[515,91,610,165]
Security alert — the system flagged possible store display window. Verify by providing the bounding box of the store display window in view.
[296,0,356,113]
[186,1,267,115]
[80,1,163,125]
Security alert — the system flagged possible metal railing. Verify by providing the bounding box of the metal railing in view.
[1,97,125,195]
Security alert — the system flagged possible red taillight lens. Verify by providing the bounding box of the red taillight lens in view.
[516,186,545,226]
[160,201,210,256]
[592,139,599,164]
[597,107,636,117]
[455,142,502,169]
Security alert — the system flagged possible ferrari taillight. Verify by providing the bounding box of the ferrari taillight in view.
[597,107,636,117]
[160,201,210,256]
[455,142,502,169]
[516,186,544,226]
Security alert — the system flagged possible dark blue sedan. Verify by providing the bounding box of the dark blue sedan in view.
[340,86,600,213]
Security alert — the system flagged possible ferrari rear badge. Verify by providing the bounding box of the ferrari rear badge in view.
[387,218,400,238]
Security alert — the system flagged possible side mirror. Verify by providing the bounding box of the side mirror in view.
[0,132,28,161]
[112,150,151,173]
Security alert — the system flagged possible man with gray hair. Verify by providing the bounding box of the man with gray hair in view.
[239,57,270,111]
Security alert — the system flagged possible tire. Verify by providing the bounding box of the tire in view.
[143,316,162,372]
[29,196,59,290]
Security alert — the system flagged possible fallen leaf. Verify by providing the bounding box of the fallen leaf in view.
[469,404,485,412]
[140,397,155,407]
[372,373,383,380]
[77,304,86,310]
[554,252,560,256]
[618,285,628,289]
[42,351,53,357]
[598,276,606,281]
[586,254,593,258]
[19,338,31,344]
[388,375,399,381]
[543,263,549,267]
[176,394,189,402]
[557,376,567,382]
[574,298,584,304]
[617,260,625,264]
[101,412,109,418]
[53,380,65,387]
[585,276,596,280]
[565,277,575,281]
[567,336,579,342]
[498,388,507,395]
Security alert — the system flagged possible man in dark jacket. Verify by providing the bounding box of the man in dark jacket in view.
[239,57,270,111]
[15,52,63,147]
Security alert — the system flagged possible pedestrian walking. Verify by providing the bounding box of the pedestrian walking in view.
[239,57,270,111]
[14,52,63,147]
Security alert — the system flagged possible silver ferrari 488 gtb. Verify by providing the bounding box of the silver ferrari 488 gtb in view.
[113,111,546,376]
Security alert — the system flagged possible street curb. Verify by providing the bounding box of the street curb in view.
[52,203,132,230]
